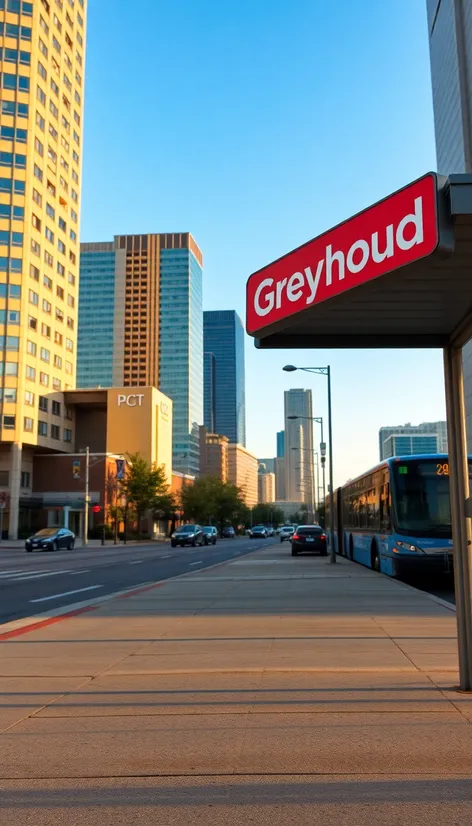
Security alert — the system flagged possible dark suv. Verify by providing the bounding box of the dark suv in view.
[202,526,217,545]
[171,524,204,547]
[291,525,327,556]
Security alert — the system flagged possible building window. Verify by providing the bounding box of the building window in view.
[55,311,64,326]
[25,365,36,380]
[34,164,43,182]
[6,336,19,350]
[67,294,75,308]
[39,37,48,57]
[65,360,72,374]
[51,424,60,440]
[43,275,52,290]
[40,347,50,362]
[39,396,48,412]
[53,354,62,368]
[28,316,37,331]
[52,400,61,416]
[33,188,42,207]
[37,86,46,106]
[41,323,51,338]
[38,61,47,81]
[20,471,30,486]
[56,285,64,300]
[32,214,41,231]
[52,376,61,390]
[50,78,59,97]
[23,419,33,434]
[0,470,9,485]
[38,420,48,436]
[67,271,75,285]
[63,428,72,442]
[3,415,15,430]
[46,202,55,219]
[58,240,66,254]
[57,262,65,277]
[44,251,54,267]
[65,337,73,351]
[50,101,58,119]
[1,387,17,403]
[24,390,34,405]
[42,299,52,314]
[27,340,36,355]
[39,372,49,387]
[0,361,18,377]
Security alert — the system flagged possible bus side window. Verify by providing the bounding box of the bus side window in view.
[380,484,390,531]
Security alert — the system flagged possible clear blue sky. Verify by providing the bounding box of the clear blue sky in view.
[81,0,444,486]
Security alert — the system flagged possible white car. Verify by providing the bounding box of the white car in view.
[279,526,295,542]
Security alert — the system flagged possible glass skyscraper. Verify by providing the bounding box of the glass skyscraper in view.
[78,233,203,476]
[78,244,116,389]
[203,310,246,446]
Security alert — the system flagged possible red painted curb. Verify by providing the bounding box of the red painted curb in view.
[117,582,164,599]
[0,605,97,641]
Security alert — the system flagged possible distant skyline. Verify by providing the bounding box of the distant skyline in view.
[80,0,443,487]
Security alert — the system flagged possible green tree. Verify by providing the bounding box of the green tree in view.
[251,503,284,526]
[180,476,247,532]
[119,453,173,534]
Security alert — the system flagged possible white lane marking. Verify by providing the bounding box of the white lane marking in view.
[189,561,202,566]
[161,554,171,558]
[8,569,73,582]
[69,569,91,575]
[129,560,144,565]
[30,585,103,603]
[0,569,44,577]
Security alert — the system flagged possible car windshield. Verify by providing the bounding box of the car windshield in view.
[179,525,196,533]
[203,527,213,533]
[253,526,265,530]
[393,460,472,535]
[34,528,57,537]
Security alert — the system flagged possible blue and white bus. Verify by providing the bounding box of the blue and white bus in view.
[328,454,470,577]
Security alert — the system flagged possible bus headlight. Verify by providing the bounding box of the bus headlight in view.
[394,541,425,554]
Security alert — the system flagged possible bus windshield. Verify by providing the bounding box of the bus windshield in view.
[392,460,470,536]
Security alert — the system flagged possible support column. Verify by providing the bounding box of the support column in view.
[8,442,22,541]
[444,344,472,690]
[63,505,70,529]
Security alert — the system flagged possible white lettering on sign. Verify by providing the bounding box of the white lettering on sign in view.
[117,394,144,407]
[252,196,426,318]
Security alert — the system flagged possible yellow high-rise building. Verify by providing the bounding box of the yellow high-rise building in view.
[0,0,87,537]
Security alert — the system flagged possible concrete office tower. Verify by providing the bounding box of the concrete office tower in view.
[379,421,447,461]
[203,310,246,446]
[426,0,472,446]
[284,389,314,509]
[78,233,203,476]
[227,443,258,508]
[275,456,286,500]
[0,0,88,538]
[258,469,275,504]
[199,425,228,481]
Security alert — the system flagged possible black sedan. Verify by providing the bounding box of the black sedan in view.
[171,524,204,547]
[250,525,268,539]
[25,527,75,552]
[221,526,235,538]
[291,526,327,556]
[202,526,217,545]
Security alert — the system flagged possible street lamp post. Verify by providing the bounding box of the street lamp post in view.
[284,365,336,564]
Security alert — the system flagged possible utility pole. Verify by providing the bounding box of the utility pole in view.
[84,446,90,546]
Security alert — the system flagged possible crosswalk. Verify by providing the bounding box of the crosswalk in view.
[0,568,73,583]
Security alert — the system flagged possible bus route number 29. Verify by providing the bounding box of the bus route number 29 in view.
[437,463,449,476]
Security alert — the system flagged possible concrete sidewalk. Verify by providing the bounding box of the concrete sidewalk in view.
[1,543,471,825]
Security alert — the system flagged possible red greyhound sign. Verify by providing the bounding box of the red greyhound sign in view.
[246,174,440,335]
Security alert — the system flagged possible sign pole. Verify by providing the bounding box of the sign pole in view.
[444,344,472,690]
[84,446,90,547]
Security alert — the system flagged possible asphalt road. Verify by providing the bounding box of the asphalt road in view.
[0,537,275,626]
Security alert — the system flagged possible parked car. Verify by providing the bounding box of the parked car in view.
[171,524,204,547]
[266,526,275,537]
[202,526,218,545]
[279,526,295,542]
[221,526,235,538]
[25,527,75,552]
[250,525,268,539]
[291,525,327,556]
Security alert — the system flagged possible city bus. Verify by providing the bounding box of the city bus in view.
[327,454,471,577]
